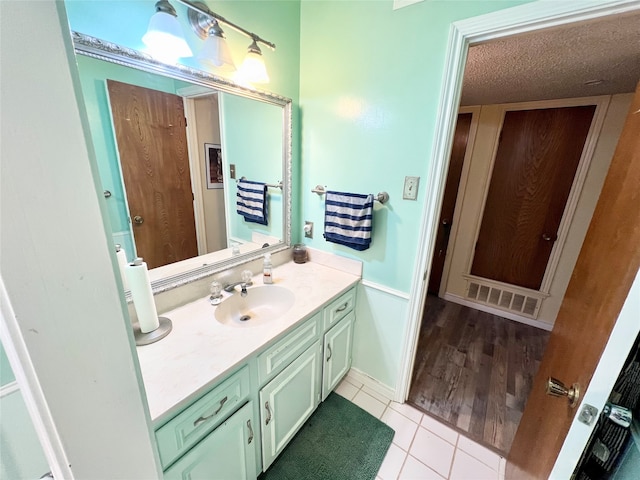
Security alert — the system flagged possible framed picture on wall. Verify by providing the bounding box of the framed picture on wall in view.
[205,143,223,189]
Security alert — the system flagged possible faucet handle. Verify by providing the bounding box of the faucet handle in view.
[241,270,253,284]
[209,281,223,305]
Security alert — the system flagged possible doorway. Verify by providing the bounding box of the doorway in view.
[401,3,640,465]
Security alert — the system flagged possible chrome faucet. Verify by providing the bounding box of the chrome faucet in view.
[224,270,253,297]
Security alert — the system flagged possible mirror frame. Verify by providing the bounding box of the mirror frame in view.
[72,31,292,295]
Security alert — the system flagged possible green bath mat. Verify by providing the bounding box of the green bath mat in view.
[260,392,394,480]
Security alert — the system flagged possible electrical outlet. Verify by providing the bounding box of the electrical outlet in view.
[403,176,420,200]
[304,221,313,238]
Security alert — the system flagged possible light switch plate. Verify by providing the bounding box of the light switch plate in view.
[403,176,420,200]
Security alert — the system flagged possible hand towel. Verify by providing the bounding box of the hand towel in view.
[237,179,268,225]
[324,191,374,251]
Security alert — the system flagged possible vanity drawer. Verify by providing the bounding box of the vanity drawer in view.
[155,366,250,469]
[257,312,321,386]
[323,287,355,331]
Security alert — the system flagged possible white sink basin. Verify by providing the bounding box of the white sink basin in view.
[214,286,295,327]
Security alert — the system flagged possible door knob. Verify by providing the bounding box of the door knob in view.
[546,377,580,408]
[133,215,144,225]
[541,233,553,241]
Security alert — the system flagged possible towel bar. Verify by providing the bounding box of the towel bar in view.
[237,177,283,190]
[311,185,389,204]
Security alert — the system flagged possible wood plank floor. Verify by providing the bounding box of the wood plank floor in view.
[407,295,550,454]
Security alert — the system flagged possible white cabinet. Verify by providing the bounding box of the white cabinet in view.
[322,311,354,401]
[155,284,358,478]
[259,340,322,469]
[163,401,258,480]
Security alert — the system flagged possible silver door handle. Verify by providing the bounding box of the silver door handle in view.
[193,396,228,427]
[336,303,348,312]
[326,344,332,362]
[265,401,272,425]
[133,215,144,225]
[546,377,580,408]
[247,419,254,444]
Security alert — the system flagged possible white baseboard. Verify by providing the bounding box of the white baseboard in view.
[443,293,554,331]
[346,367,395,402]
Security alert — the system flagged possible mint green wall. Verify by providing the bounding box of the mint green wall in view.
[299,0,531,390]
[219,93,285,244]
[76,55,191,260]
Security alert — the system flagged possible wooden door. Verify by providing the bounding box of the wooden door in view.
[506,84,640,479]
[471,106,595,290]
[428,112,473,294]
[107,80,198,269]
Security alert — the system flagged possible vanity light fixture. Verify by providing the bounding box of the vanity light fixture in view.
[237,39,270,84]
[142,0,193,64]
[187,2,235,70]
[178,0,275,82]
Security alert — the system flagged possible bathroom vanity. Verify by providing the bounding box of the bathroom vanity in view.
[136,261,359,478]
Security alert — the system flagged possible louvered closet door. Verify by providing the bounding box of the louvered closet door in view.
[470,105,595,290]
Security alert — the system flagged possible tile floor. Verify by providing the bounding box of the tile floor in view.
[335,377,507,480]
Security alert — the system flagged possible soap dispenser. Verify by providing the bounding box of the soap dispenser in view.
[263,253,273,284]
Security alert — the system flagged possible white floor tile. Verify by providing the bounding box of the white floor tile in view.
[420,415,459,446]
[399,455,445,480]
[378,443,407,480]
[456,436,500,471]
[449,450,499,480]
[335,379,360,401]
[382,408,419,451]
[344,374,364,389]
[409,427,455,478]
[389,401,424,424]
[362,385,392,405]
[352,390,387,419]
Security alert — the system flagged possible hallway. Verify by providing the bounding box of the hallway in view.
[408,296,550,454]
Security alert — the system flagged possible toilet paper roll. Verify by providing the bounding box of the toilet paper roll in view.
[125,258,160,333]
[115,245,129,291]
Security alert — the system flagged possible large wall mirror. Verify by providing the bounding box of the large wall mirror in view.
[72,32,291,293]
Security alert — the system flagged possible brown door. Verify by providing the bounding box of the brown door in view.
[471,106,596,290]
[506,84,640,479]
[107,80,198,269]
[428,112,473,294]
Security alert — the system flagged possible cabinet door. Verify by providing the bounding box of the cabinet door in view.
[260,341,322,470]
[322,311,354,401]
[163,402,257,480]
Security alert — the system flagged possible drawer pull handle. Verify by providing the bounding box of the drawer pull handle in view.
[247,419,254,444]
[336,302,348,313]
[193,396,228,427]
[326,344,332,362]
[265,401,272,425]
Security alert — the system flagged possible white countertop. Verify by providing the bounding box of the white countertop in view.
[136,260,360,424]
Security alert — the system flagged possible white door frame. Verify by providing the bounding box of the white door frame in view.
[397,0,640,401]
[0,276,73,479]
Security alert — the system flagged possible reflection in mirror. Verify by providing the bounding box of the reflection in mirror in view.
[72,33,291,290]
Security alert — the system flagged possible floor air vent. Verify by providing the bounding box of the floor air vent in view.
[466,280,541,318]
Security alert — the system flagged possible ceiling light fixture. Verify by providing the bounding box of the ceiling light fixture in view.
[142,0,193,64]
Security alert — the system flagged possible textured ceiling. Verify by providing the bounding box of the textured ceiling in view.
[460,11,640,106]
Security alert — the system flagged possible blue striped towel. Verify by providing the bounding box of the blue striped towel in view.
[237,179,268,225]
[324,191,374,251]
